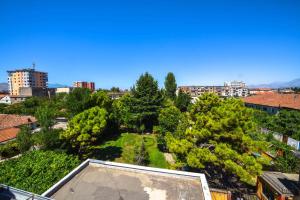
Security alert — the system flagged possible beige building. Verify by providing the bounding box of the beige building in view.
[55,87,73,94]
[7,67,48,96]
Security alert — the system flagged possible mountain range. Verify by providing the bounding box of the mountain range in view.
[0,83,8,92]
[248,78,300,88]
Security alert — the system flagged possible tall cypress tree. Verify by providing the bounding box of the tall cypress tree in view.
[164,72,177,99]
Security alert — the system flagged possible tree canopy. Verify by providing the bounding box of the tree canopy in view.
[164,72,177,99]
[175,89,191,112]
[119,72,163,132]
[61,106,108,154]
[65,87,92,117]
[16,126,33,153]
[0,150,79,194]
[166,93,269,185]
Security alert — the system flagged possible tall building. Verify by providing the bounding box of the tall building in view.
[73,81,95,91]
[7,66,48,96]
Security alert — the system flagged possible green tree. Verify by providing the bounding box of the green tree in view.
[121,72,163,132]
[175,89,191,112]
[61,106,108,155]
[35,105,56,131]
[90,90,112,111]
[0,150,79,194]
[272,110,300,141]
[33,129,62,150]
[166,93,269,185]
[164,72,177,99]
[110,87,120,92]
[271,141,300,173]
[16,126,33,153]
[134,141,149,166]
[158,105,181,134]
[65,87,92,117]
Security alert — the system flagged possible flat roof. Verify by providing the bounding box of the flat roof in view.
[42,159,211,200]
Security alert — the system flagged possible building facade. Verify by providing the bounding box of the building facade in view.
[73,81,95,91]
[7,67,48,96]
[178,81,249,102]
[55,87,73,94]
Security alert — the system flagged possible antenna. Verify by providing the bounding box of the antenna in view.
[32,62,36,70]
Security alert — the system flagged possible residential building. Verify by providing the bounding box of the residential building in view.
[178,81,249,102]
[107,91,127,99]
[256,171,300,200]
[7,66,48,96]
[242,93,300,114]
[55,87,73,94]
[0,95,11,104]
[42,159,212,200]
[0,114,37,144]
[249,88,275,95]
[73,81,95,91]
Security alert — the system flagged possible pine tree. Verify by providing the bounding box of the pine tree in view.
[164,72,177,99]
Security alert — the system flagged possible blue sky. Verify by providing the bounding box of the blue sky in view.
[0,0,300,89]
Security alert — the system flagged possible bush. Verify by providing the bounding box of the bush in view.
[0,150,80,194]
[0,141,20,159]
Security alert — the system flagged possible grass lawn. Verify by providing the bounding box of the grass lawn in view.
[91,133,169,169]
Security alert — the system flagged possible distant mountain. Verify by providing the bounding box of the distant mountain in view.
[48,83,70,88]
[249,78,300,89]
[0,83,8,91]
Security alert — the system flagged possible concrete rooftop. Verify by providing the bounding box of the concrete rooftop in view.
[42,159,211,200]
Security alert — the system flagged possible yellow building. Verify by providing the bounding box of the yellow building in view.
[7,68,48,96]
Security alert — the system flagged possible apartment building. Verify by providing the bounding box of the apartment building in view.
[7,67,48,96]
[178,81,249,101]
[73,81,95,91]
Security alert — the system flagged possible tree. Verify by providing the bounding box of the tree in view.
[16,126,33,153]
[134,141,149,166]
[175,89,191,112]
[164,72,177,99]
[0,150,79,194]
[90,90,112,111]
[35,105,56,131]
[270,140,300,173]
[271,110,300,141]
[33,129,62,150]
[65,88,92,117]
[158,105,181,134]
[61,106,108,155]
[166,93,269,186]
[121,72,163,132]
[110,87,120,92]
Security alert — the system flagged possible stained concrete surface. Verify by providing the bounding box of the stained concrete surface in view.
[51,164,204,200]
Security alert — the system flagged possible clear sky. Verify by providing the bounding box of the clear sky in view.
[0,0,300,89]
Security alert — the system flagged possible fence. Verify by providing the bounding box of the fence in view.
[261,128,300,150]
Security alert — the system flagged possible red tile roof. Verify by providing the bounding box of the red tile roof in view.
[243,93,300,110]
[0,127,20,143]
[0,114,37,130]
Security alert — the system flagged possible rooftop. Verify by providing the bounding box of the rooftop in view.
[0,114,36,130]
[260,171,299,196]
[243,93,300,110]
[42,159,211,200]
[0,127,20,143]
